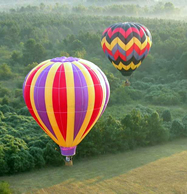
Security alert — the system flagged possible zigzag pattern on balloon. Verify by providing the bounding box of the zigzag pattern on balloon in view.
[101,22,152,76]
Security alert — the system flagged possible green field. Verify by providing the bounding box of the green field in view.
[1,138,187,194]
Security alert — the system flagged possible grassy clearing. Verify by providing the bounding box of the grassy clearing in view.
[1,138,187,194]
[39,150,187,194]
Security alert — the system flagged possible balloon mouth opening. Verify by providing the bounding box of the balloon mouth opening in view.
[120,69,134,76]
[50,56,79,63]
[60,146,77,156]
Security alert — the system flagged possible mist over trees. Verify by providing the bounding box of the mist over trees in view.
[0,1,187,20]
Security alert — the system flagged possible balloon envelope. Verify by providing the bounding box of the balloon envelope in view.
[23,57,110,156]
[101,22,152,76]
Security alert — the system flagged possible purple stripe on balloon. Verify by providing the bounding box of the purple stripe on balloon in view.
[34,65,57,138]
[51,56,79,63]
[97,68,110,116]
[72,64,88,139]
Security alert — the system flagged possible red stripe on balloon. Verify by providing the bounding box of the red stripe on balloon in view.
[102,44,113,56]
[139,27,145,38]
[24,64,47,132]
[105,27,142,39]
[111,43,148,61]
[106,27,113,38]
[52,64,67,140]
[125,45,134,57]
[146,42,151,51]
[125,27,140,38]
[113,49,120,61]
[102,27,110,35]
[113,50,128,61]
[134,44,141,55]
[81,64,103,137]
[139,46,147,55]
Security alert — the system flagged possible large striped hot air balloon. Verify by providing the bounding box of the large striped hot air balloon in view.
[101,22,152,77]
[23,57,110,157]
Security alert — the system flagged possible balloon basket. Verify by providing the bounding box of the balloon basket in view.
[65,160,73,166]
[123,79,130,87]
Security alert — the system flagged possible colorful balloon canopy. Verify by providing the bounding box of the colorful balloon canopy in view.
[23,57,110,156]
[101,22,152,76]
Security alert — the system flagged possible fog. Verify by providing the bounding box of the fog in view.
[0,0,187,20]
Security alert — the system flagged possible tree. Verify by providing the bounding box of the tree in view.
[170,119,184,138]
[0,181,12,194]
[121,109,148,148]
[164,2,175,12]
[10,51,22,65]
[8,150,34,173]
[43,141,64,166]
[23,62,38,75]
[40,3,45,10]
[0,146,9,175]
[22,39,46,65]
[162,110,172,122]
[2,96,9,105]
[0,86,11,98]
[182,115,187,136]
[29,147,45,168]
[0,64,13,80]
[146,112,169,145]
[178,51,187,78]
[138,54,154,73]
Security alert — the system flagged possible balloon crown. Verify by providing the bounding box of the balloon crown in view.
[50,56,79,62]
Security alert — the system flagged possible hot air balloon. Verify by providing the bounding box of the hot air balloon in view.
[23,56,110,165]
[101,22,152,85]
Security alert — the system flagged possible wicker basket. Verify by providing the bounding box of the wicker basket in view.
[65,160,73,166]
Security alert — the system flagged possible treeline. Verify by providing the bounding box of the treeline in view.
[0,104,186,175]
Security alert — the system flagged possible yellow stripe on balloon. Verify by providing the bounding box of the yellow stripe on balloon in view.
[104,41,112,51]
[109,37,142,52]
[64,62,75,147]
[135,61,142,68]
[112,61,123,70]
[128,61,140,70]
[147,36,152,47]
[133,37,142,49]
[78,59,106,142]
[121,62,131,70]
[112,61,141,71]
[110,37,119,50]
[45,62,66,146]
[105,35,147,53]
[30,61,59,145]
[71,60,95,147]
[140,38,148,50]
[101,37,106,47]
[118,38,133,51]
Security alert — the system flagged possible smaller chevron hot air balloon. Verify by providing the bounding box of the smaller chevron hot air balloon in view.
[23,57,110,164]
[101,22,152,80]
